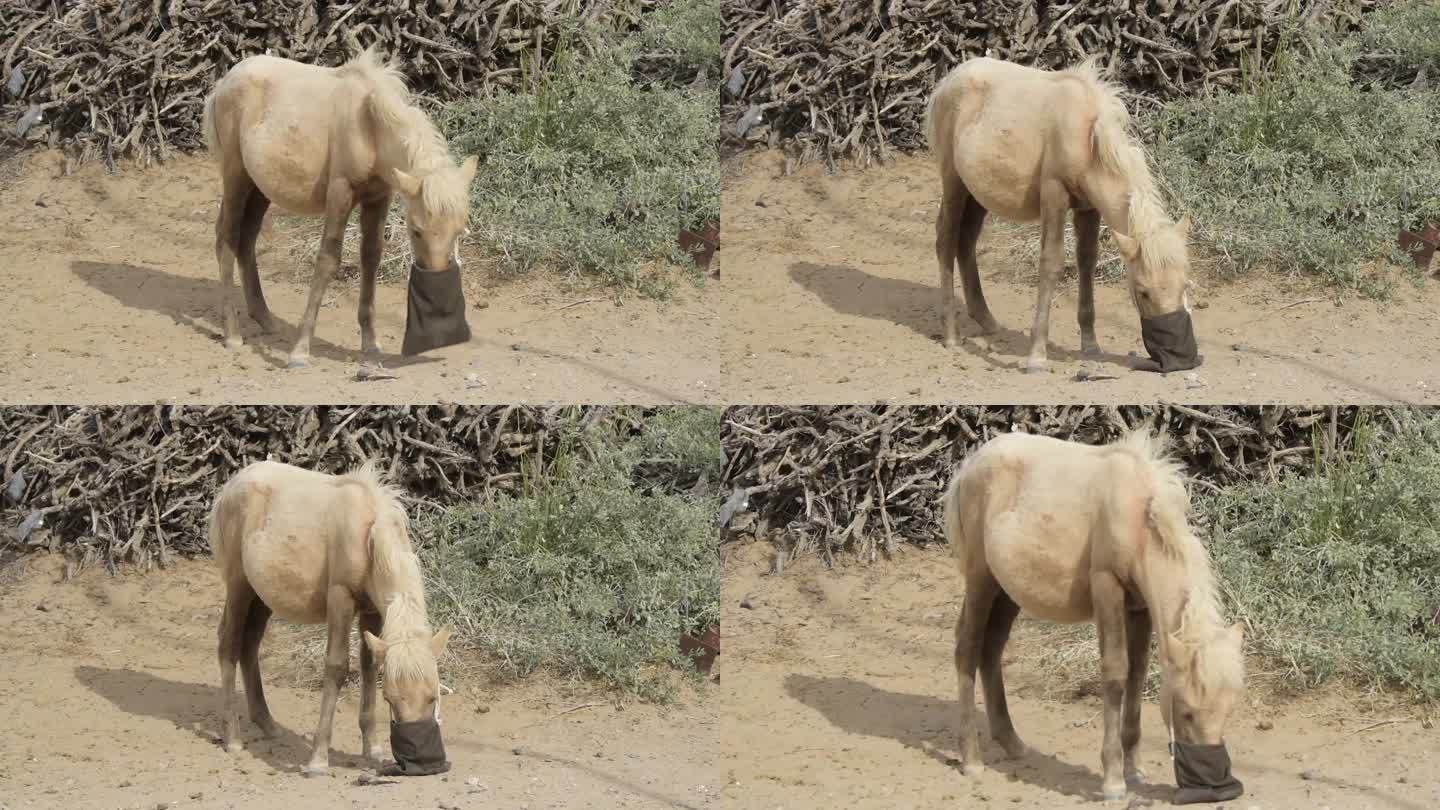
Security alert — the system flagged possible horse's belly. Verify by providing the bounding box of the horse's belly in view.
[242,525,329,624]
[240,118,329,215]
[984,510,1092,622]
[951,121,1043,222]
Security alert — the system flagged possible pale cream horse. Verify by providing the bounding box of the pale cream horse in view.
[926,57,1198,373]
[202,47,479,367]
[208,460,452,775]
[942,429,1244,800]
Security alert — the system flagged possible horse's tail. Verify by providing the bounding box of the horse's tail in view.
[942,460,969,574]
[924,64,966,163]
[201,88,221,159]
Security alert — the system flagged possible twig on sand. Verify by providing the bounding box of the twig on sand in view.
[1343,718,1412,738]
[355,362,399,381]
[1267,297,1327,314]
[556,701,605,717]
[552,298,604,313]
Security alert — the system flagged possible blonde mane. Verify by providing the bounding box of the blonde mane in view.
[1065,57,1187,276]
[341,460,436,683]
[1113,428,1244,694]
[341,46,466,218]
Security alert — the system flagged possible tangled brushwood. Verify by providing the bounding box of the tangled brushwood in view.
[0,0,665,166]
[721,0,1387,164]
[718,404,1403,561]
[0,405,678,571]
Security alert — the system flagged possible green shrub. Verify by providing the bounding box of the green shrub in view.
[1203,410,1440,699]
[439,1,718,295]
[417,406,720,701]
[1146,3,1440,293]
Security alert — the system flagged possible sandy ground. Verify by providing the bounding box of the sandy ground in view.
[0,151,718,405]
[720,151,1440,405]
[719,540,1439,809]
[0,555,717,810]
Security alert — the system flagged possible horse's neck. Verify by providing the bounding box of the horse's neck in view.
[1137,553,1213,656]
[1078,170,1136,238]
[376,120,451,179]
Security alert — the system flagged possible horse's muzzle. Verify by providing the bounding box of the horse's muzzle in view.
[384,718,450,776]
[1139,308,1201,373]
[402,258,471,356]
[1170,739,1243,804]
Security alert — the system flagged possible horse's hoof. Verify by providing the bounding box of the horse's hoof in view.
[252,314,277,333]
[286,354,310,369]
[1022,359,1047,374]
[223,740,243,754]
[224,336,243,350]
[961,761,984,777]
[1101,783,1127,802]
[1081,341,1102,357]
[1125,768,1146,786]
[973,315,999,334]
[256,721,279,740]
[301,764,329,778]
[999,741,1028,760]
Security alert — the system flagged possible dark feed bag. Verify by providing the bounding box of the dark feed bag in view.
[383,718,450,776]
[1139,308,1201,373]
[1170,739,1243,804]
[402,258,471,356]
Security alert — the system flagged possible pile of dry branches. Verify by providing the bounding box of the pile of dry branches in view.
[719,404,1392,561]
[0,405,644,570]
[722,0,1387,164]
[1,0,656,165]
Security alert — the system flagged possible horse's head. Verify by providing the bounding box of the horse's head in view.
[1114,215,1201,371]
[1160,620,1244,746]
[362,623,453,723]
[391,155,480,272]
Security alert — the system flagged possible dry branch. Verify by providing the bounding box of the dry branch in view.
[718,404,1387,561]
[0,0,660,166]
[0,405,654,571]
[721,0,1391,165]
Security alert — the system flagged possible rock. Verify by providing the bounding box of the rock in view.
[1184,372,1205,389]
[156,803,171,810]
[1256,719,1274,731]
[465,776,480,787]
[1301,768,1319,780]
[739,597,756,609]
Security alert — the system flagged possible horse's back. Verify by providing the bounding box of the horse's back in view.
[212,461,373,623]
[960,433,1119,621]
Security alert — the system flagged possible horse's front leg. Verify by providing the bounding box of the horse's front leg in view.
[1074,208,1102,356]
[357,196,390,358]
[1091,571,1131,801]
[304,587,356,776]
[357,611,383,765]
[1024,189,1069,373]
[1122,606,1153,786]
[289,180,356,368]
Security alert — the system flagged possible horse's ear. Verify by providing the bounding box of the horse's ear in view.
[1113,231,1140,260]
[363,631,388,661]
[459,155,480,186]
[391,168,422,198]
[1175,214,1193,239]
[430,624,453,657]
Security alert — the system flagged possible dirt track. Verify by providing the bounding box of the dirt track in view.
[0,556,716,810]
[719,540,1439,809]
[720,151,1440,405]
[0,151,718,405]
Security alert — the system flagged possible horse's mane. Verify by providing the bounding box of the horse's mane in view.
[340,46,466,218]
[1112,428,1244,694]
[342,460,436,682]
[1065,57,1187,276]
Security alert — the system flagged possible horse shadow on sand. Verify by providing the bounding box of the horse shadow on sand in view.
[73,665,369,773]
[70,260,438,371]
[788,261,1135,372]
[783,673,1170,803]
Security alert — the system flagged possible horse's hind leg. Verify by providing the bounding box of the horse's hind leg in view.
[236,189,276,333]
[955,195,996,335]
[955,571,1001,776]
[1074,208,1102,355]
[214,174,256,350]
[239,597,277,738]
[979,590,1026,759]
[217,580,257,753]
[935,176,965,347]
[357,611,383,764]
[304,586,356,776]
[1122,605,1153,786]
[288,181,356,368]
[1091,570,1132,801]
